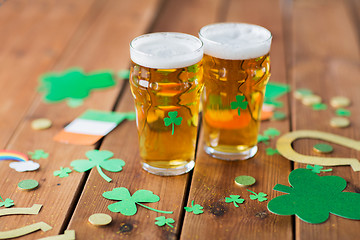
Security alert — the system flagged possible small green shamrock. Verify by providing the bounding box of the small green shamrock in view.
[266,147,280,156]
[306,165,332,174]
[164,111,182,135]
[335,108,351,117]
[184,200,204,214]
[263,128,281,138]
[155,216,175,228]
[225,195,245,207]
[102,187,173,216]
[258,134,270,144]
[71,150,125,182]
[54,167,72,178]
[0,196,14,208]
[312,103,327,111]
[247,190,268,202]
[230,95,248,116]
[28,149,49,160]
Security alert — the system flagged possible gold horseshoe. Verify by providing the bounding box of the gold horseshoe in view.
[276,130,360,171]
[0,222,52,239]
[37,230,75,240]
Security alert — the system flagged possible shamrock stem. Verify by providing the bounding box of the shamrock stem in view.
[273,184,294,194]
[137,203,173,214]
[96,165,112,182]
[247,189,257,195]
[233,202,239,208]
[171,123,174,135]
[321,168,333,172]
[0,195,3,202]
[166,222,174,228]
[238,108,241,116]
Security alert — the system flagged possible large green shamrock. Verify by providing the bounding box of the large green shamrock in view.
[71,150,125,182]
[230,95,248,116]
[102,187,173,216]
[267,168,360,224]
[164,111,182,135]
[0,196,14,208]
[155,216,175,228]
[225,195,245,207]
[184,200,204,214]
[28,149,49,160]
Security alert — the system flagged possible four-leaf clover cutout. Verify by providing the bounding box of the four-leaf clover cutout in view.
[71,150,125,182]
[164,111,182,135]
[0,196,14,208]
[225,195,245,207]
[247,190,268,202]
[230,95,248,116]
[28,149,49,160]
[184,200,204,214]
[155,216,175,228]
[54,167,72,178]
[102,187,173,216]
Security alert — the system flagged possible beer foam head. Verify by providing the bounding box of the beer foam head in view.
[130,32,203,69]
[199,23,272,60]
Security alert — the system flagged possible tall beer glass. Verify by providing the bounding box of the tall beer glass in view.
[130,32,204,176]
[199,23,272,160]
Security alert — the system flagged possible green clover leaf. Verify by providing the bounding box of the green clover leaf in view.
[164,111,182,135]
[71,150,125,182]
[53,167,72,178]
[267,168,360,224]
[28,149,49,160]
[306,165,332,174]
[247,190,268,202]
[266,147,280,156]
[155,216,175,228]
[258,134,270,144]
[184,200,204,214]
[0,196,14,208]
[263,128,281,138]
[230,95,248,116]
[225,195,245,207]
[102,187,173,216]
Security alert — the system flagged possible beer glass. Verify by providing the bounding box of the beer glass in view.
[199,23,272,160]
[129,32,204,176]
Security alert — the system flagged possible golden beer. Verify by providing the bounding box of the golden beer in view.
[129,32,203,175]
[199,23,272,160]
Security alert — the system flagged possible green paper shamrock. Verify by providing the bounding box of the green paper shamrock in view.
[184,200,204,214]
[306,165,332,174]
[266,147,280,156]
[102,187,173,216]
[258,134,270,144]
[263,128,281,138]
[267,168,360,224]
[312,103,327,110]
[335,108,351,117]
[155,216,175,228]
[71,150,125,182]
[0,196,14,208]
[28,149,49,160]
[225,195,245,207]
[230,95,248,116]
[54,167,72,178]
[247,190,268,202]
[67,98,84,108]
[164,111,182,135]
[118,69,130,79]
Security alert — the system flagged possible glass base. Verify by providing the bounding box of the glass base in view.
[204,145,258,161]
[142,160,195,176]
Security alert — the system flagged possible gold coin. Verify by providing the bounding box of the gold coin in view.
[302,95,322,106]
[88,213,112,226]
[31,118,52,130]
[330,117,350,128]
[330,96,351,108]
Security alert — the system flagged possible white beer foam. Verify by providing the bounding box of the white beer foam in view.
[130,32,203,69]
[199,23,272,60]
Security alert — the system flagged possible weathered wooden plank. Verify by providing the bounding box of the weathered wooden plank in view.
[180,0,293,239]
[291,0,360,239]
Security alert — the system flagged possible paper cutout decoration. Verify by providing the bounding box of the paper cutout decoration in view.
[271,111,286,121]
[268,168,360,224]
[294,88,313,99]
[37,230,75,240]
[31,118,52,130]
[306,165,332,174]
[313,143,333,154]
[164,111,182,135]
[230,95,248,116]
[28,149,49,160]
[184,200,204,214]
[38,68,116,107]
[264,82,290,107]
[18,179,39,190]
[263,128,280,138]
[0,204,42,217]
[266,147,280,156]
[0,150,28,161]
[102,187,173,216]
[330,117,350,128]
[54,110,135,145]
[0,222,52,239]
[258,134,270,144]
[312,103,327,111]
[247,190,268,202]
[71,150,125,182]
[0,150,40,172]
[88,213,112,226]
[155,216,175,228]
[118,69,130,79]
[0,196,14,208]
[335,108,351,117]
[234,175,256,187]
[276,130,360,171]
[54,167,72,178]
[330,96,351,108]
[225,195,245,207]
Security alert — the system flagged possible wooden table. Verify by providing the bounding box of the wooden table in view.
[0,0,359,239]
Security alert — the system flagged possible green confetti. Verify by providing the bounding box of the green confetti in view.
[0,196,14,208]
[67,98,84,108]
[28,149,49,160]
[155,216,175,228]
[263,128,281,138]
[272,111,286,121]
[258,134,270,144]
[312,103,327,111]
[266,147,280,156]
[53,167,72,178]
[306,165,332,174]
[71,150,125,182]
[230,95,248,116]
[164,111,182,135]
[184,200,204,214]
[247,190,268,202]
[102,187,173,216]
[335,108,351,117]
[225,195,245,207]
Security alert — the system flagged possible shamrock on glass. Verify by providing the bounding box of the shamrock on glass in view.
[164,111,183,135]
[230,95,248,116]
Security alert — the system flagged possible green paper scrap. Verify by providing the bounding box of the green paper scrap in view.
[118,69,130,79]
[102,187,173,216]
[312,103,327,111]
[184,200,204,214]
[267,168,360,224]
[67,98,84,108]
[264,82,290,108]
[272,111,286,121]
[28,149,49,160]
[266,147,280,156]
[263,128,281,138]
[247,190,268,202]
[0,196,14,208]
[225,195,245,207]
[53,167,72,178]
[164,111,182,135]
[230,95,248,116]
[258,134,270,144]
[155,216,175,228]
[306,165,332,174]
[335,108,351,117]
[71,150,125,182]
[38,68,116,104]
